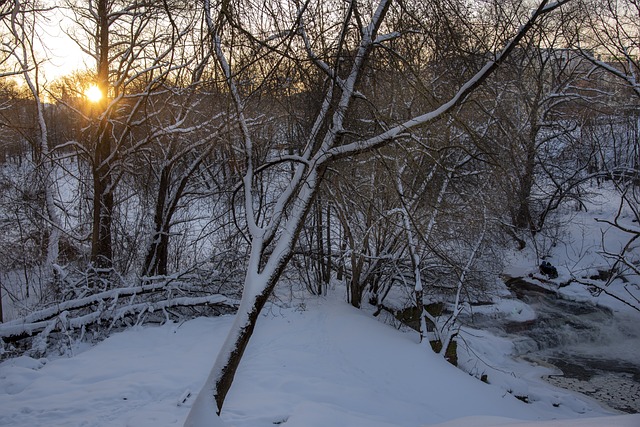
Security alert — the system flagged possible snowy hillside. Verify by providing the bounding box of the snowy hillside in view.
[2,0,640,425]
[1,294,638,427]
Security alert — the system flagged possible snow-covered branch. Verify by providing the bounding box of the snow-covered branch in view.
[320,0,570,162]
[0,277,239,357]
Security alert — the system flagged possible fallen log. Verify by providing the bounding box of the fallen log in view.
[0,281,239,359]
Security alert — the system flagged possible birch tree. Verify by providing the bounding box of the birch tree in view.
[185,1,572,424]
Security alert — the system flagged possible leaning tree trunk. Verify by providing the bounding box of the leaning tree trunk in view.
[184,171,320,425]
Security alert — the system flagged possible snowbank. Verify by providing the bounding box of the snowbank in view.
[1,295,637,426]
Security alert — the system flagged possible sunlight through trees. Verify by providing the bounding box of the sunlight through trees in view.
[0,1,638,425]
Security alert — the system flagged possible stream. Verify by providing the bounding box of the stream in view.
[474,277,640,414]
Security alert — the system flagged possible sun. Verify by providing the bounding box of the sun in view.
[84,85,103,103]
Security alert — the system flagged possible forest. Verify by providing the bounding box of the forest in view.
[0,0,638,425]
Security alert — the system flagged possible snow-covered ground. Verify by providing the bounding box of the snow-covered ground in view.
[456,184,640,414]
[1,182,637,426]
[503,185,639,313]
[1,293,638,427]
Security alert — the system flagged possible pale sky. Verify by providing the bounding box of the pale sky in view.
[39,8,89,83]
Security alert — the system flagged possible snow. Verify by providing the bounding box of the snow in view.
[1,183,637,425]
[503,185,638,314]
[470,184,640,416]
[468,297,537,322]
[1,294,637,427]
[429,414,640,427]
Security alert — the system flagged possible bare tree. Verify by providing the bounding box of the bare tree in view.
[576,0,640,99]
[62,0,206,273]
[560,0,640,309]
[184,1,571,423]
[139,96,227,278]
[1,0,62,270]
[592,183,640,311]
[329,156,405,309]
[468,10,600,250]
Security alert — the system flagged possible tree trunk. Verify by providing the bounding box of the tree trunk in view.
[324,203,332,292]
[10,0,62,269]
[514,88,541,232]
[90,0,113,270]
[187,263,287,421]
[185,222,312,425]
[142,149,210,278]
[185,153,324,423]
[348,260,363,309]
[143,167,171,277]
[314,201,324,295]
[143,231,169,278]
[513,134,536,231]
[212,275,275,412]
[91,155,114,269]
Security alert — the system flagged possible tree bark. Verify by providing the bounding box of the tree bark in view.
[90,0,114,270]
[143,167,171,277]
[324,203,332,292]
[185,174,320,423]
[91,150,114,269]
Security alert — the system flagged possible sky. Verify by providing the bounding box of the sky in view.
[38,7,88,83]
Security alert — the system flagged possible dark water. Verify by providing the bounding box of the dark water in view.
[543,354,640,414]
[479,278,640,413]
